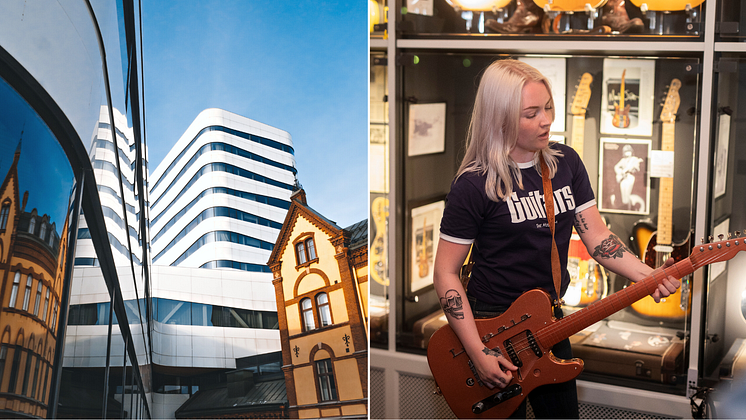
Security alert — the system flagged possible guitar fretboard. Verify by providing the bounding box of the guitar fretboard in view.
[571,115,585,161]
[658,121,676,246]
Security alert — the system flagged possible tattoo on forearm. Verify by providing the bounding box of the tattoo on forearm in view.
[592,234,631,259]
[574,213,589,234]
[483,347,503,358]
[439,289,464,319]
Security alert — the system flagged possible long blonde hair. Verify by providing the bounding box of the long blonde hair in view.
[456,59,562,202]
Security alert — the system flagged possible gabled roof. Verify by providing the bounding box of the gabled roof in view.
[267,189,342,266]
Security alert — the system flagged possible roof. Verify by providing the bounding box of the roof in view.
[175,374,288,418]
[344,219,368,250]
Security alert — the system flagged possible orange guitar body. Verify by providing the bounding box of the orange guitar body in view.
[428,289,583,419]
[612,103,631,128]
[565,232,607,307]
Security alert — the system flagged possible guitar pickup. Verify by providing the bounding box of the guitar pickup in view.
[472,384,522,414]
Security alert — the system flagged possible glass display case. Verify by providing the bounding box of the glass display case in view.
[367,0,746,418]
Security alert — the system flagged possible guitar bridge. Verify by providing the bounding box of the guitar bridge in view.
[472,384,522,414]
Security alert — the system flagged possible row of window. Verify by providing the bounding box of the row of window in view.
[8,272,59,334]
[93,159,134,193]
[25,216,57,248]
[0,340,52,404]
[151,161,295,211]
[97,184,137,215]
[151,124,295,194]
[151,185,289,235]
[152,207,281,261]
[67,298,279,329]
[93,138,134,169]
[170,230,274,266]
[75,229,142,266]
[153,142,296,208]
[199,260,272,272]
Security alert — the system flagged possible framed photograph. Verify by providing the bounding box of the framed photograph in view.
[598,138,651,215]
[600,59,656,136]
[408,102,446,156]
[408,198,445,295]
[518,57,566,132]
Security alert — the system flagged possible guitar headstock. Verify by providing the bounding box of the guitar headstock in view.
[660,79,682,123]
[570,73,593,116]
[690,231,746,269]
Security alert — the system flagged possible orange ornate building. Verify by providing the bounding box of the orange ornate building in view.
[267,189,368,419]
[0,144,68,417]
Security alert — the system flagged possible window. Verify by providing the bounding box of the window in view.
[301,298,315,331]
[315,359,337,401]
[9,272,20,308]
[22,275,32,311]
[316,293,332,327]
[0,344,7,390]
[28,217,35,234]
[296,242,306,265]
[33,283,42,316]
[51,301,58,333]
[0,204,9,230]
[39,224,46,241]
[42,289,49,322]
[8,345,20,393]
[295,236,317,266]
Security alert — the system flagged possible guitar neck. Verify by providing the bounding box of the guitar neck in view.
[538,257,694,348]
[657,121,676,246]
[571,115,585,161]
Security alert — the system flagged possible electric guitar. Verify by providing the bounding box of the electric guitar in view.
[418,217,430,278]
[569,72,592,161]
[370,197,389,287]
[631,79,691,320]
[564,73,607,307]
[565,230,608,307]
[612,69,631,129]
[428,235,746,418]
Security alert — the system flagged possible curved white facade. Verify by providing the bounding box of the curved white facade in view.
[149,108,296,271]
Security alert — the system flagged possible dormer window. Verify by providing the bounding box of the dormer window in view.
[28,217,35,234]
[294,235,318,267]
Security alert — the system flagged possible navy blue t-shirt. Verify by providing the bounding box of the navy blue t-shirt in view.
[440,143,596,306]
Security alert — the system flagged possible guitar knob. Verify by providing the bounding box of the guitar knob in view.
[473,402,485,414]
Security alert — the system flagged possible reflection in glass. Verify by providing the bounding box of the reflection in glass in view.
[0,74,75,417]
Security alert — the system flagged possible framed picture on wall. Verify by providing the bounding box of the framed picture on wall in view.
[408,198,445,295]
[598,138,651,215]
[518,57,567,132]
[408,102,446,156]
[600,59,656,136]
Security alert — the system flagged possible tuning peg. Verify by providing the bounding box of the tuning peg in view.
[728,232,733,239]
[719,234,725,241]
[701,237,705,244]
[737,231,742,237]
[709,235,714,242]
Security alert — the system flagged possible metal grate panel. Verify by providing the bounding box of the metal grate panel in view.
[398,373,455,419]
[371,368,386,419]
[579,402,680,419]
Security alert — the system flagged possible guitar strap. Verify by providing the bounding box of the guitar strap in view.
[540,157,563,308]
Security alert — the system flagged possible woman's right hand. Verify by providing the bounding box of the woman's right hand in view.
[471,345,518,389]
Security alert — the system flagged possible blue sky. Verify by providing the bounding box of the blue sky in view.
[141,1,368,228]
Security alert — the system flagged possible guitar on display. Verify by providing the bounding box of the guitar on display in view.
[612,69,631,129]
[564,72,608,307]
[630,79,690,320]
[370,197,389,287]
[428,234,746,418]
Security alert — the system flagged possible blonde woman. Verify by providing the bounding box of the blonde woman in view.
[433,59,680,419]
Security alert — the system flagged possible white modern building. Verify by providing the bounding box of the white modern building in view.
[149,108,296,272]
